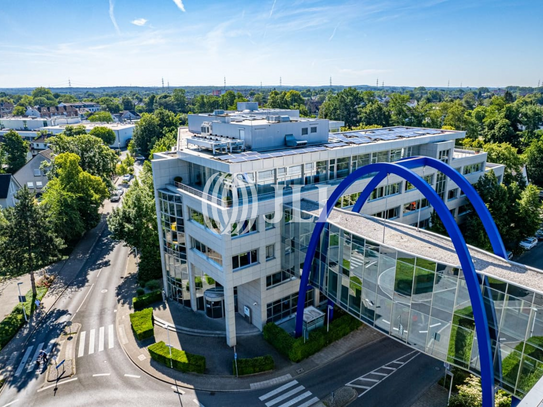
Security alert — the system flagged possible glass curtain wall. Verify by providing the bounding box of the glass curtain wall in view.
[159,190,188,305]
[287,207,543,399]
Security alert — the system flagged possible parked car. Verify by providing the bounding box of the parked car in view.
[135,156,145,161]
[506,250,513,260]
[116,187,124,196]
[110,193,121,202]
[122,174,133,182]
[535,229,543,241]
[519,237,538,250]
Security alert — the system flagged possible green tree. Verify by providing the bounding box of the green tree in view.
[108,163,161,283]
[483,142,525,185]
[98,97,121,114]
[359,101,391,127]
[0,187,64,299]
[525,139,543,187]
[31,87,54,99]
[133,113,160,158]
[1,130,28,173]
[319,88,362,129]
[133,109,179,158]
[12,106,26,116]
[172,88,187,113]
[46,134,118,187]
[89,126,116,145]
[121,96,135,111]
[89,111,114,123]
[63,125,87,137]
[449,375,510,407]
[388,93,412,126]
[43,153,108,233]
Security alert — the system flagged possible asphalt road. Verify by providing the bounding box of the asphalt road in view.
[514,239,543,269]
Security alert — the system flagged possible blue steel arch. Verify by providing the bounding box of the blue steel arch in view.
[295,161,497,407]
[352,156,507,259]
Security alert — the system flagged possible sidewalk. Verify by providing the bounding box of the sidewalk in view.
[0,216,107,383]
[117,253,385,392]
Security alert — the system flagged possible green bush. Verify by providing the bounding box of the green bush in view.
[136,288,145,296]
[204,274,215,285]
[132,289,162,311]
[130,308,154,341]
[233,355,274,376]
[148,341,205,374]
[145,279,161,291]
[263,314,362,363]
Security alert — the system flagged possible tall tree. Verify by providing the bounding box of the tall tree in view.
[43,153,108,233]
[89,126,116,145]
[483,142,525,185]
[46,134,118,187]
[89,111,114,123]
[1,130,28,173]
[525,139,543,187]
[0,187,64,299]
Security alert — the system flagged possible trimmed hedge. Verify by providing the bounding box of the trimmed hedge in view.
[133,289,162,311]
[148,341,206,374]
[233,355,274,376]
[263,314,362,363]
[130,308,154,341]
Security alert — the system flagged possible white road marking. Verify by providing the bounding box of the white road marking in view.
[345,350,419,399]
[1,399,19,407]
[37,377,78,392]
[265,386,305,407]
[89,329,95,355]
[92,373,111,377]
[278,391,312,407]
[108,324,114,349]
[297,398,320,407]
[193,400,205,407]
[98,326,105,352]
[124,374,140,378]
[78,331,86,358]
[97,268,102,278]
[14,346,34,377]
[73,283,95,317]
[171,385,185,394]
[27,343,44,372]
[259,380,298,401]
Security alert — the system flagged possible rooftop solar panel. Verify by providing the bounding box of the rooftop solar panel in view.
[229,158,246,163]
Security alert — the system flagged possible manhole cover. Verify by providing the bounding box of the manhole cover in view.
[138,354,146,361]
[296,368,304,374]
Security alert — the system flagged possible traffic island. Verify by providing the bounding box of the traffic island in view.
[45,322,80,382]
[318,386,358,407]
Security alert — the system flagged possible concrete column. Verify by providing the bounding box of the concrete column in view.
[224,285,237,347]
[314,288,321,307]
[188,263,197,312]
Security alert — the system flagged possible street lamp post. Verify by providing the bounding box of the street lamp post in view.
[17,282,28,322]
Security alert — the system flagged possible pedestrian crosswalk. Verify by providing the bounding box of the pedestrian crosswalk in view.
[258,380,319,407]
[78,325,115,357]
[14,340,55,377]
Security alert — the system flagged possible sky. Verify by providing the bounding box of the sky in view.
[0,0,542,88]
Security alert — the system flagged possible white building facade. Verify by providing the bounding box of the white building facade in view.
[151,106,504,347]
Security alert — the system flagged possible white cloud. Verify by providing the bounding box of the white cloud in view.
[109,0,121,35]
[328,24,338,41]
[172,0,186,12]
[131,18,147,26]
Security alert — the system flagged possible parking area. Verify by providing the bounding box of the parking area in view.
[514,239,543,269]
